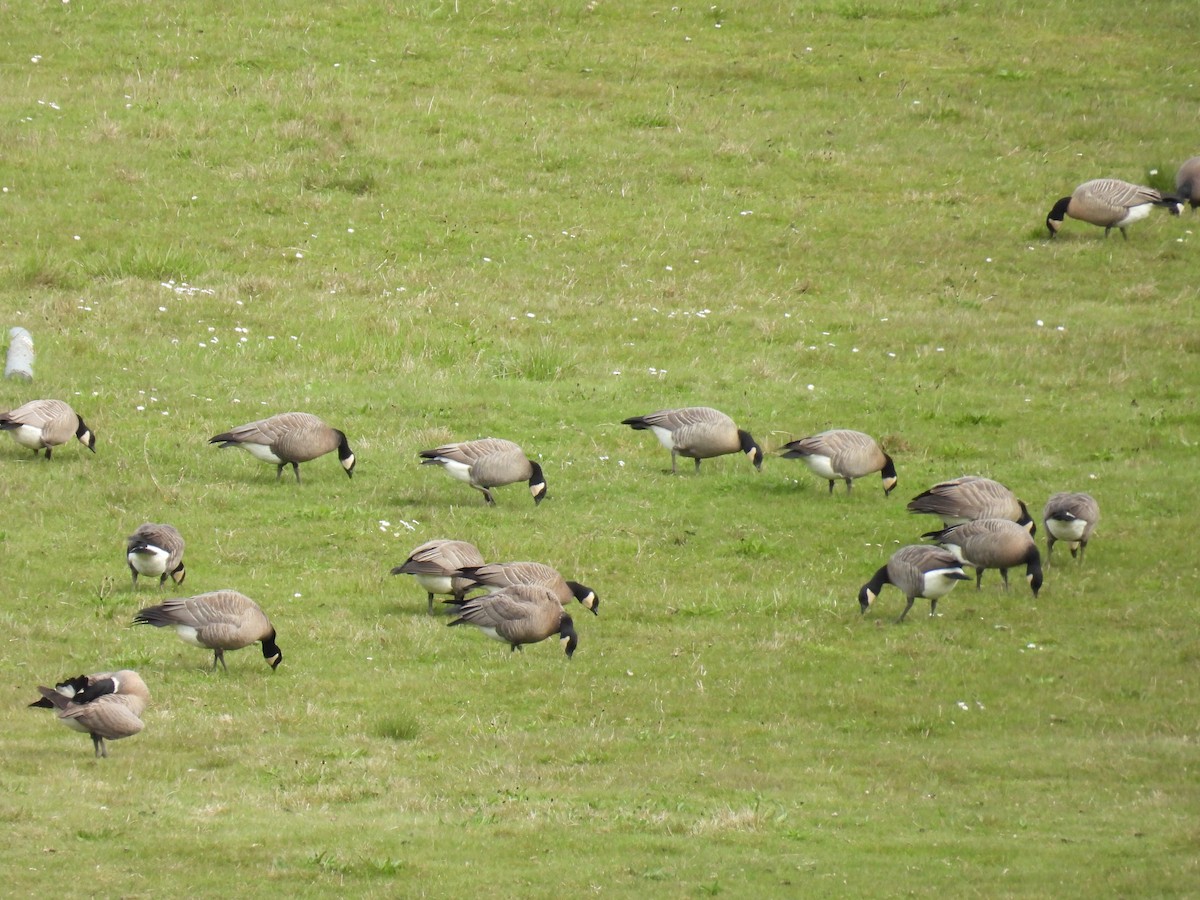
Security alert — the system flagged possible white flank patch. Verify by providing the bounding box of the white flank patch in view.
[800,453,837,480]
[9,424,45,450]
[437,458,474,484]
[173,625,206,649]
[649,425,677,451]
[414,573,453,595]
[923,568,967,598]
[243,443,285,465]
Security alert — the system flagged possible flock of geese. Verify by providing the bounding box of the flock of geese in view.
[13,157,1194,757]
[6,392,1106,757]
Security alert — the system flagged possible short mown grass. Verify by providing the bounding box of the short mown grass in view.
[2,1,1198,896]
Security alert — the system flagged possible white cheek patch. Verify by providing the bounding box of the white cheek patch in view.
[244,443,285,465]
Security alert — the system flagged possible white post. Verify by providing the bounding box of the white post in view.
[5,327,34,381]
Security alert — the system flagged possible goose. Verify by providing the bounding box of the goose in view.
[418,438,546,505]
[133,590,282,671]
[907,476,1036,535]
[449,561,600,614]
[781,429,897,495]
[1046,178,1182,239]
[1175,156,1200,210]
[29,670,149,758]
[858,545,971,622]
[391,539,486,613]
[923,518,1043,598]
[126,523,186,589]
[209,412,355,483]
[0,399,96,459]
[447,583,578,657]
[621,407,763,474]
[1042,492,1100,563]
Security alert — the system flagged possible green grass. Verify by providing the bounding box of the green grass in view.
[2,0,1198,896]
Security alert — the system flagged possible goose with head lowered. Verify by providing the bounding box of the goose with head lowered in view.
[446,583,578,658]
[418,438,546,505]
[209,412,355,483]
[1046,178,1182,239]
[923,518,1043,598]
[1042,492,1100,564]
[391,539,486,613]
[781,428,897,496]
[133,590,282,671]
[449,561,600,615]
[126,523,186,590]
[858,545,970,622]
[621,406,763,474]
[907,476,1035,535]
[0,399,96,459]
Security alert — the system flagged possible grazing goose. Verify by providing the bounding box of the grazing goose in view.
[1046,178,1182,239]
[0,399,96,459]
[858,545,971,622]
[621,407,763,474]
[391,539,487,613]
[923,518,1043,598]
[209,412,355,483]
[450,561,600,614]
[907,476,1035,535]
[781,429,897,495]
[447,583,578,657]
[1175,156,1200,210]
[29,670,149,758]
[418,438,546,505]
[126,523,186,589]
[1042,492,1100,563]
[133,590,282,671]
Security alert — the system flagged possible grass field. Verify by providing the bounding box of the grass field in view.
[2,1,1198,896]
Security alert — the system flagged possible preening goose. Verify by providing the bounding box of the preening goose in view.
[29,670,149,758]
[621,407,763,474]
[133,590,282,671]
[391,539,486,613]
[923,518,1043,598]
[209,412,355,482]
[0,399,96,459]
[1046,178,1182,239]
[450,561,600,614]
[1042,492,1100,563]
[418,438,546,505]
[126,523,186,589]
[858,545,970,622]
[447,583,578,658]
[781,429,897,495]
[907,476,1035,535]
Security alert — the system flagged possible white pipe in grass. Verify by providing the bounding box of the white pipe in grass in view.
[5,327,34,381]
